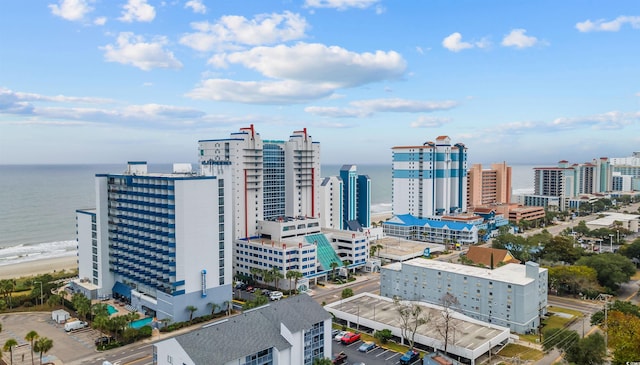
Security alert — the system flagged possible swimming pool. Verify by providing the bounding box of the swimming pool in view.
[129,317,153,329]
[107,304,118,316]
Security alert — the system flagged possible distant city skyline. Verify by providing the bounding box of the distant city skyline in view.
[1,1,638,165]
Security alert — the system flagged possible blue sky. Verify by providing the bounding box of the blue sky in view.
[1,0,638,165]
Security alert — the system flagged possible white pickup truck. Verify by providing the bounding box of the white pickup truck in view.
[64,320,88,332]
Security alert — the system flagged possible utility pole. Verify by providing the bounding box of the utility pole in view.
[596,294,612,356]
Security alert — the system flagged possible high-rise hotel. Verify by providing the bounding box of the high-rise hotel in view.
[198,125,321,240]
[392,135,468,217]
[74,162,233,322]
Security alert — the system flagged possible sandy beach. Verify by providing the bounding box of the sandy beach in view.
[0,256,78,280]
[0,212,393,281]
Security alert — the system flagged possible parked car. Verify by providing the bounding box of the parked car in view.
[358,341,376,352]
[332,351,348,365]
[334,331,348,342]
[341,332,361,345]
[399,349,420,364]
[331,329,340,337]
[269,291,283,301]
[246,286,254,293]
[95,336,114,346]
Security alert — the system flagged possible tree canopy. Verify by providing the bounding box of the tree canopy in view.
[575,253,636,292]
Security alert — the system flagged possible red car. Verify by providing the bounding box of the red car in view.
[341,332,361,345]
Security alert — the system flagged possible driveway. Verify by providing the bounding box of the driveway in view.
[0,312,102,364]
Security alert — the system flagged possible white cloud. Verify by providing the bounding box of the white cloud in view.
[93,16,107,25]
[119,0,156,23]
[490,111,638,135]
[180,11,308,52]
[186,79,335,104]
[49,0,93,21]
[185,0,206,14]
[576,16,640,32]
[442,33,490,52]
[212,43,406,88]
[350,98,457,113]
[410,116,452,128]
[442,33,473,52]
[305,98,457,118]
[304,0,380,10]
[101,33,182,71]
[501,29,541,49]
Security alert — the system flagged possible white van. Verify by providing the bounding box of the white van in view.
[269,291,283,301]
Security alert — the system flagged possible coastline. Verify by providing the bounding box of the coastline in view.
[0,212,394,281]
[0,256,77,280]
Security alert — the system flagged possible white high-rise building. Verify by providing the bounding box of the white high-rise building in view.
[198,125,321,240]
[319,176,343,229]
[392,136,468,217]
[74,162,233,323]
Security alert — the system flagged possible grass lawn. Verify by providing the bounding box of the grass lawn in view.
[497,343,543,361]
[547,305,582,317]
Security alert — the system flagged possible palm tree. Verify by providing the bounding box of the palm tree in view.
[330,262,339,281]
[207,302,220,316]
[25,330,39,365]
[223,300,231,316]
[0,280,16,309]
[186,305,198,322]
[286,270,296,295]
[342,260,350,281]
[269,266,284,290]
[3,338,18,365]
[33,337,53,365]
[286,270,303,295]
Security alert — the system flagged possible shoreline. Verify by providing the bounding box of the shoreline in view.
[0,256,78,280]
[0,212,395,281]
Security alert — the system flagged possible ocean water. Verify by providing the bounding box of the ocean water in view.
[0,163,536,266]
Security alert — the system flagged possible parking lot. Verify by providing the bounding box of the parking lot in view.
[331,333,420,365]
[0,312,106,364]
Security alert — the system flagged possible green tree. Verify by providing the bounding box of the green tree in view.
[0,280,16,309]
[341,288,354,300]
[591,300,640,326]
[71,293,91,321]
[547,265,601,296]
[576,253,636,292]
[330,262,339,281]
[374,329,393,344]
[269,266,284,289]
[286,270,303,295]
[3,338,18,365]
[185,305,197,322]
[24,330,39,365]
[619,238,640,262]
[33,337,53,365]
[207,302,220,316]
[540,236,583,264]
[47,294,61,308]
[564,332,606,365]
[607,310,640,364]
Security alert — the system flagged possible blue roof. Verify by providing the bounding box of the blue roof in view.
[385,214,475,230]
[112,282,132,298]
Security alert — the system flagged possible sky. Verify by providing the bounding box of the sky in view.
[1,0,639,166]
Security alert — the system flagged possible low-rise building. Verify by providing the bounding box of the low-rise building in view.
[153,294,332,365]
[383,214,478,245]
[380,258,547,334]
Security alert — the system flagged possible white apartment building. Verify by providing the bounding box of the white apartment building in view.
[319,176,343,229]
[153,294,332,365]
[74,162,233,323]
[392,136,468,218]
[380,258,548,334]
[198,125,321,241]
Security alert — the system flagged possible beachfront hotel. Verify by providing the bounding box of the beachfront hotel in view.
[392,136,468,217]
[198,125,321,241]
[74,161,233,323]
[318,165,371,231]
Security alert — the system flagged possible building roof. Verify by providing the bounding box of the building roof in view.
[465,246,520,267]
[170,294,331,364]
[385,214,476,231]
[385,258,542,286]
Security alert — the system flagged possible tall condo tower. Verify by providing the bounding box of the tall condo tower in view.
[339,164,371,229]
[198,125,321,240]
[392,136,468,217]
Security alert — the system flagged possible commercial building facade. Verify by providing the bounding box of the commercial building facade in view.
[466,162,512,209]
[380,258,548,334]
[74,162,233,323]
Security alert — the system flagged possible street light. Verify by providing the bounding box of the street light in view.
[609,234,614,253]
[34,281,43,307]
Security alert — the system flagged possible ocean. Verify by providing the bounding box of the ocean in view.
[0,163,536,266]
